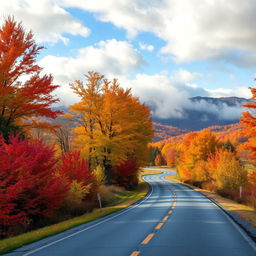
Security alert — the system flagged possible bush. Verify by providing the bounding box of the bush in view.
[58,151,97,213]
[0,136,68,237]
[113,160,139,189]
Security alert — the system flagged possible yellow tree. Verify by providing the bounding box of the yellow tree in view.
[67,72,153,184]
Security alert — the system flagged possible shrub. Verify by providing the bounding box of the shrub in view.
[113,160,139,189]
[0,136,67,236]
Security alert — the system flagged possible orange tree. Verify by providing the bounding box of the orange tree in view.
[177,130,219,181]
[67,72,153,184]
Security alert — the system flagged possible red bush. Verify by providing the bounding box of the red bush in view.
[113,160,139,188]
[58,151,92,186]
[0,136,68,229]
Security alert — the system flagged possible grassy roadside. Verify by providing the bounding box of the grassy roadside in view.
[165,170,256,227]
[0,179,150,255]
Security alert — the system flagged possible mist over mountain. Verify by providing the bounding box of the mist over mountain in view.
[152,96,249,131]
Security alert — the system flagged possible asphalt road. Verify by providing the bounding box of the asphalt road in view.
[6,169,256,256]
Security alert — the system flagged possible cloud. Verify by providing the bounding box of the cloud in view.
[139,42,154,52]
[171,69,202,83]
[59,0,256,66]
[39,39,144,104]
[119,72,247,121]
[0,0,89,44]
[188,100,244,120]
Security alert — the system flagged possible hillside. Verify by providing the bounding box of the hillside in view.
[153,122,188,142]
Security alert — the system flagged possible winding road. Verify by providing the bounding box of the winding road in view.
[5,169,256,256]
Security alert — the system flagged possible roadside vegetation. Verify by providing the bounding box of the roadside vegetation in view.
[150,101,256,211]
[0,16,153,241]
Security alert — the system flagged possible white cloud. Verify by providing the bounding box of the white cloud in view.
[0,0,89,44]
[58,0,256,65]
[171,69,202,83]
[39,39,144,105]
[139,42,154,52]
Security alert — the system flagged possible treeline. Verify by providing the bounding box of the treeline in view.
[150,108,256,209]
[0,17,152,237]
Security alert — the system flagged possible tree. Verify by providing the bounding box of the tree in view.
[154,153,165,166]
[0,17,60,137]
[240,87,256,165]
[212,149,247,190]
[67,72,153,184]
[0,136,67,235]
[177,130,218,181]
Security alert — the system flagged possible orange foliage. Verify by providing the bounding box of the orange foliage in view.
[0,17,61,132]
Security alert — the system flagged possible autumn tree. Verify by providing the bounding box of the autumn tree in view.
[0,17,60,137]
[212,149,247,190]
[177,130,218,181]
[67,72,153,184]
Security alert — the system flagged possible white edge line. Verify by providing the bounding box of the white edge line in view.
[21,175,154,256]
[214,200,256,252]
[162,171,256,253]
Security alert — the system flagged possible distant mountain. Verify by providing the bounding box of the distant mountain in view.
[153,96,249,131]
[153,122,188,142]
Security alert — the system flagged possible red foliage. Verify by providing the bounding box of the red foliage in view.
[0,136,68,228]
[58,151,92,186]
[0,17,61,130]
[113,160,139,188]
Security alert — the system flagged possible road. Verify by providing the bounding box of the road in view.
[5,169,256,256]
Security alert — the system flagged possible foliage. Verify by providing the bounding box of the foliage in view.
[154,153,165,166]
[58,151,92,185]
[113,160,139,189]
[213,149,247,190]
[177,130,218,181]
[61,181,91,214]
[93,165,106,186]
[0,116,24,142]
[67,72,153,184]
[0,17,60,138]
[0,136,68,233]
[193,160,210,182]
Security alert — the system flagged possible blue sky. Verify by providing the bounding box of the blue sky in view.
[1,0,255,119]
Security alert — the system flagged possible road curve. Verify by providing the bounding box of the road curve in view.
[5,169,256,256]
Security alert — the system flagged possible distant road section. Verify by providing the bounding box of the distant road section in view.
[5,170,256,256]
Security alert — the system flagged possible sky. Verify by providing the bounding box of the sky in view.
[1,0,255,120]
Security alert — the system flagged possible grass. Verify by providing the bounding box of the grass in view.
[0,181,148,255]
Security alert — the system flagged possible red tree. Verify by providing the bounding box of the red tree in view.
[0,136,67,233]
[0,17,60,133]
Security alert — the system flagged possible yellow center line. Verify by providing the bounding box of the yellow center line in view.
[162,215,169,222]
[141,233,155,244]
[168,210,172,214]
[155,222,164,230]
[130,251,140,256]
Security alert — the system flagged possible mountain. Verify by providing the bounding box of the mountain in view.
[153,123,188,142]
[153,96,249,131]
